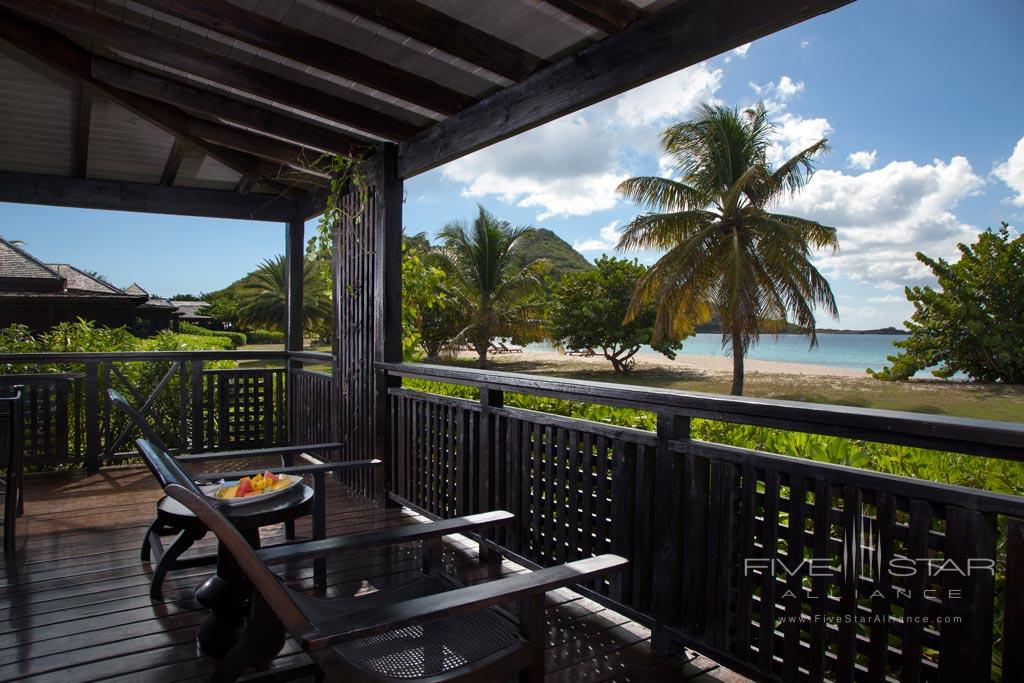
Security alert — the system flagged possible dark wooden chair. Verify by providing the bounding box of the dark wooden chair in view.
[0,385,24,562]
[142,441,627,682]
[109,388,379,597]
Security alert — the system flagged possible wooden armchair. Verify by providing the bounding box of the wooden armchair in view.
[157,464,627,682]
[109,388,379,597]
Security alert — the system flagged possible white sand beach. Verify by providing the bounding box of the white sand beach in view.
[451,347,865,378]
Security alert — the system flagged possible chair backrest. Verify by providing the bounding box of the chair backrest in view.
[162,480,313,637]
[107,388,170,452]
[134,438,202,495]
[0,386,23,472]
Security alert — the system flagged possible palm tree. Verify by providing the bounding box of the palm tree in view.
[616,103,839,395]
[237,255,332,333]
[436,206,547,368]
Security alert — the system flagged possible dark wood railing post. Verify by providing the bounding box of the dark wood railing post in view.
[83,360,100,473]
[190,359,204,453]
[651,412,690,655]
[478,388,504,515]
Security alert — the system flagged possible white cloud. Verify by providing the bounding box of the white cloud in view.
[612,63,723,126]
[724,43,751,63]
[769,113,833,166]
[776,156,985,286]
[800,39,811,49]
[441,63,723,220]
[993,135,1024,205]
[574,221,621,252]
[847,150,878,170]
[868,294,904,303]
[776,75,805,98]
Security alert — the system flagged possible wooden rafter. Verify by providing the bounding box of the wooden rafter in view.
[542,0,645,34]
[320,0,546,82]
[131,0,475,116]
[0,0,422,140]
[399,0,855,178]
[0,11,298,193]
[91,58,367,156]
[0,171,297,220]
[73,82,92,178]
[159,138,185,187]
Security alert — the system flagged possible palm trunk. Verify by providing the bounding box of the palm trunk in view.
[474,339,488,369]
[730,331,745,396]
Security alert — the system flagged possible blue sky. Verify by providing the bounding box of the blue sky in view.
[4,0,1022,326]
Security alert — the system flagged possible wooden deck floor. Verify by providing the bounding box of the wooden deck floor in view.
[0,467,747,682]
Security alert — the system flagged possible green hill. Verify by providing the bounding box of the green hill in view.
[510,228,593,283]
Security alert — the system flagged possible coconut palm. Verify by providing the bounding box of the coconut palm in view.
[617,103,839,395]
[436,206,546,368]
[237,255,332,333]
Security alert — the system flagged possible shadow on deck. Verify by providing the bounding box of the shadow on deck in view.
[0,467,746,682]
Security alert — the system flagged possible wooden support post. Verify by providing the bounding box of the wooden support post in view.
[83,361,99,474]
[285,211,304,448]
[372,143,403,506]
[651,413,690,655]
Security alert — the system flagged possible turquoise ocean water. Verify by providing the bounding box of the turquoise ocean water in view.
[529,333,908,373]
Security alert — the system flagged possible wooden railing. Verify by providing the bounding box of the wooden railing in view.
[380,362,1024,683]
[0,351,307,470]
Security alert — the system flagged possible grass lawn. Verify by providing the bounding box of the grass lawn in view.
[230,342,1023,423]
[432,355,1024,424]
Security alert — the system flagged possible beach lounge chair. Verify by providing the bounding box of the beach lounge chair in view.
[498,341,524,353]
[109,388,379,597]
[140,438,627,681]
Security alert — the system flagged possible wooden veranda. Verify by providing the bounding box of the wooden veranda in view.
[3,1,1023,682]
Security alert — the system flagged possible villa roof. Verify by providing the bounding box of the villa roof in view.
[0,238,63,282]
[0,0,853,222]
[171,300,210,319]
[48,263,125,295]
[124,282,148,296]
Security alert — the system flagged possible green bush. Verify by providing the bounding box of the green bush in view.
[245,329,285,344]
[138,331,235,352]
[179,321,247,347]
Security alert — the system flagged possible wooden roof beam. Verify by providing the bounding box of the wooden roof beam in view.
[398,0,855,178]
[0,0,422,140]
[0,170,297,221]
[319,0,547,82]
[91,58,368,157]
[159,138,185,186]
[542,0,645,34]
[131,0,474,116]
[73,83,92,178]
[0,11,296,193]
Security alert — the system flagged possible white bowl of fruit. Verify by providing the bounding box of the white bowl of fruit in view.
[201,470,302,505]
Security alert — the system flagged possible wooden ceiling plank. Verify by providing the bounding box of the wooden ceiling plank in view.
[186,118,330,178]
[319,0,546,82]
[399,0,854,178]
[0,170,297,221]
[0,10,295,192]
[73,83,93,178]
[131,0,475,115]
[158,138,186,186]
[91,57,368,156]
[0,0,422,140]
[542,0,645,34]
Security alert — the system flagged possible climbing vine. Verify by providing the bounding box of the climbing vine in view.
[312,152,371,258]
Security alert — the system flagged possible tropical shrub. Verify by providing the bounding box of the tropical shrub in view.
[244,329,286,344]
[549,256,687,372]
[869,224,1024,382]
[179,321,247,347]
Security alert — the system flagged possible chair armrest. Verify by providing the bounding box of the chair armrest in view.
[302,554,627,650]
[257,510,514,565]
[196,459,380,482]
[176,443,342,464]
